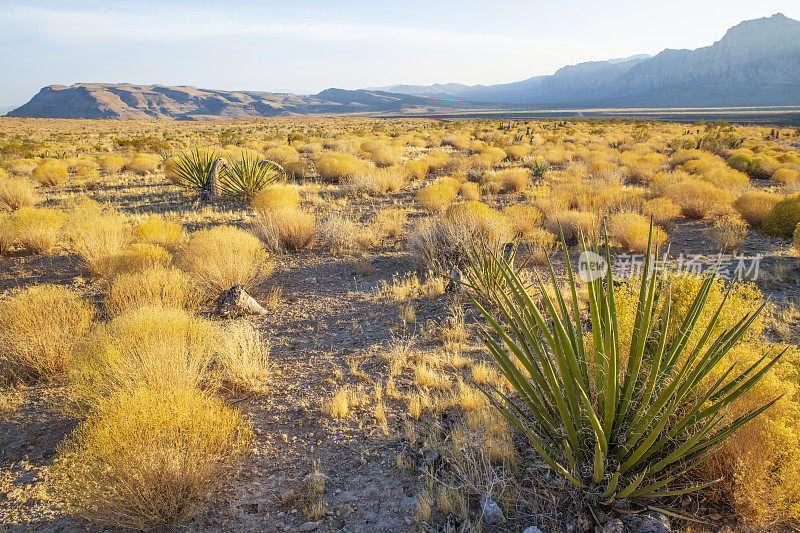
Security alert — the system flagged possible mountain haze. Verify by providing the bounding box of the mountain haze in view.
[372,13,800,107]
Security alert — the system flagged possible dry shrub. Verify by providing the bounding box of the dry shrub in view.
[125,153,160,174]
[706,213,748,251]
[762,192,800,237]
[503,203,543,240]
[619,151,665,183]
[772,167,800,185]
[503,144,532,161]
[180,226,272,293]
[251,207,316,253]
[313,151,370,182]
[67,199,130,275]
[727,152,753,173]
[404,160,430,180]
[0,178,37,211]
[94,242,172,280]
[0,206,66,254]
[106,268,201,317]
[733,190,782,228]
[608,211,668,253]
[264,145,300,166]
[484,167,529,193]
[216,321,270,393]
[3,158,38,175]
[374,207,408,239]
[642,196,681,228]
[251,184,300,212]
[458,181,480,201]
[99,155,125,173]
[442,135,471,152]
[526,227,558,264]
[480,146,507,165]
[416,177,460,212]
[361,140,401,167]
[410,208,510,272]
[544,210,597,244]
[0,285,94,385]
[72,307,218,410]
[423,150,451,173]
[665,179,731,219]
[749,154,781,179]
[32,160,68,186]
[317,214,373,253]
[133,216,187,252]
[343,166,405,195]
[51,385,251,530]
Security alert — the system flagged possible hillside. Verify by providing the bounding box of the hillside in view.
[372,13,800,107]
[5,84,481,120]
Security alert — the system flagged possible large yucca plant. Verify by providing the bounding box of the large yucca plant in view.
[220,151,280,201]
[462,227,782,503]
[169,147,218,190]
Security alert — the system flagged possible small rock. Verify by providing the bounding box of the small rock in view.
[523,527,546,533]
[279,490,294,504]
[298,522,319,532]
[602,519,625,533]
[620,514,670,533]
[480,495,506,525]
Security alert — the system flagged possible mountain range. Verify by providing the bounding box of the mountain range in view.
[6,13,800,120]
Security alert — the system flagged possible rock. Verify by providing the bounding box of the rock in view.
[523,527,546,533]
[620,514,670,533]
[215,285,266,318]
[602,519,625,533]
[298,522,319,532]
[480,495,505,525]
[445,266,463,294]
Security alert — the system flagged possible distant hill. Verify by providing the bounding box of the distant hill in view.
[370,13,800,108]
[7,13,800,119]
[5,84,482,120]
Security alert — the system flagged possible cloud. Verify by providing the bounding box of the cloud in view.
[2,3,569,50]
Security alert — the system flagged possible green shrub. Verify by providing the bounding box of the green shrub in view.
[762,193,800,237]
[462,229,779,503]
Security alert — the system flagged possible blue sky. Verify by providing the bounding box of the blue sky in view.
[1,0,798,109]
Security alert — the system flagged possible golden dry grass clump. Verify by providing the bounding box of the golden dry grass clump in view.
[641,196,681,228]
[67,199,130,275]
[94,242,172,280]
[124,153,160,174]
[180,226,273,293]
[761,192,800,237]
[0,177,37,211]
[264,145,301,166]
[733,190,782,228]
[251,184,300,212]
[251,207,316,253]
[343,166,406,195]
[105,268,201,317]
[416,177,460,212]
[132,216,187,253]
[607,211,668,253]
[32,160,68,186]
[216,321,270,393]
[0,285,94,385]
[51,385,252,530]
[71,307,218,408]
[360,139,402,167]
[664,179,731,219]
[0,206,66,254]
[99,155,125,173]
[706,213,748,251]
[313,151,370,182]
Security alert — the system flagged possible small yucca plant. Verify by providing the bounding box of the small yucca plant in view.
[169,148,218,190]
[220,151,280,201]
[462,226,782,504]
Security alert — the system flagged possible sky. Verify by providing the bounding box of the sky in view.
[1,0,799,110]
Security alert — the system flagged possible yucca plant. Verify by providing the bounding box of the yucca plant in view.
[527,156,550,178]
[169,147,218,190]
[462,226,782,504]
[219,151,280,201]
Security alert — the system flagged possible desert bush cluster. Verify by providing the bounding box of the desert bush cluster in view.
[1,115,799,531]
